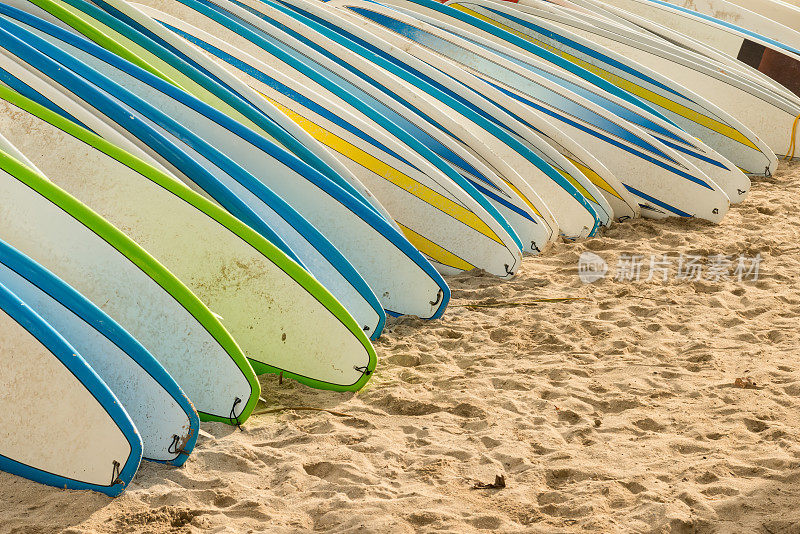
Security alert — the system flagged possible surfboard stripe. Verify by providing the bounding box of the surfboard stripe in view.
[397,222,475,271]
[564,156,623,200]
[624,184,691,217]
[0,66,90,129]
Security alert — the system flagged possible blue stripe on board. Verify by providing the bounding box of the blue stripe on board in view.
[624,184,692,217]
[657,137,728,170]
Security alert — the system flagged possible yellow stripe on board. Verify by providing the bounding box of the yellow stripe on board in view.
[452,5,761,152]
[553,167,598,204]
[397,223,475,271]
[564,156,624,200]
[263,93,504,245]
[503,179,542,218]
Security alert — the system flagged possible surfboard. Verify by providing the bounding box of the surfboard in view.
[330,0,730,221]
[482,0,800,161]
[0,278,141,496]
[584,0,800,97]
[45,0,536,262]
[327,2,634,221]
[207,0,603,240]
[544,0,800,108]
[0,102,261,426]
[0,239,198,466]
[0,11,445,332]
[129,4,553,252]
[0,84,379,394]
[275,0,622,227]
[9,0,399,226]
[139,0,528,274]
[0,6,394,337]
[655,0,800,52]
[438,0,773,181]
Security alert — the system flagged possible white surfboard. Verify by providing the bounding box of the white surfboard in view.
[0,102,261,425]
[0,239,198,465]
[0,84,379,393]
[440,0,774,181]
[496,0,800,160]
[553,0,800,107]
[337,0,731,221]
[0,279,141,496]
[716,0,800,34]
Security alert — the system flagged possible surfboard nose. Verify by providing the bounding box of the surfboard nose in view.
[696,191,731,224]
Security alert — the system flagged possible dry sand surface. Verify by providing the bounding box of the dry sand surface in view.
[4,163,800,533]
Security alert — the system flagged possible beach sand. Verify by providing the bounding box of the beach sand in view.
[3,162,800,533]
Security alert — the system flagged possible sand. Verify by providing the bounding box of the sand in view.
[3,163,800,533]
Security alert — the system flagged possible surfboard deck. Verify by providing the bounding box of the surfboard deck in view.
[0,109,261,426]
[0,82,379,393]
[0,260,142,497]
[0,239,199,466]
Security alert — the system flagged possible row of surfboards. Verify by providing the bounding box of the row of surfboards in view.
[0,0,797,496]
